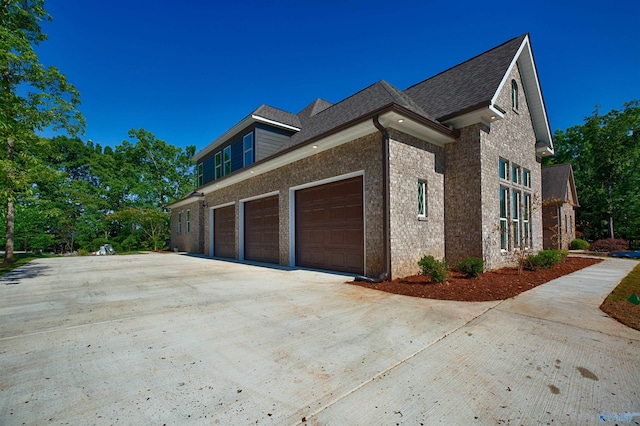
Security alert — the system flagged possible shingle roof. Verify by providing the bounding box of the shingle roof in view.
[542,163,579,205]
[297,98,333,123]
[404,34,527,120]
[253,104,301,129]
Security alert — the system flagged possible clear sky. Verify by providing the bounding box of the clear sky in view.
[37,0,639,152]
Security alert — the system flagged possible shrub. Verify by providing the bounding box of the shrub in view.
[589,238,630,252]
[456,256,484,277]
[418,255,449,283]
[526,249,568,270]
[569,239,590,250]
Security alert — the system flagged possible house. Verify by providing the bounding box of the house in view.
[168,33,553,279]
[542,163,579,250]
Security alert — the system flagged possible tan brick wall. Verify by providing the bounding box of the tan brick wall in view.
[543,202,575,249]
[388,129,445,278]
[479,63,543,269]
[170,200,204,253]
[194,132,385,276]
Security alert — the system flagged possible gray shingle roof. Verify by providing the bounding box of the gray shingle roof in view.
[404,34,527,120]
[542,163,579,205]
[297,98,334,123]
[253,104,301,129]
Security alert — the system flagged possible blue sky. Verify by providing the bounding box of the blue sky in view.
[37,0,639,152]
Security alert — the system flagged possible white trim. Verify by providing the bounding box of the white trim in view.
[239,191,280,261]
[251,115,301,131]
[209,202,235,258]
[288,170,366,273]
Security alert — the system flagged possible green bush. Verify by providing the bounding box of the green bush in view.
[526,249,568,270]
[418,255,449,283]
[569,239,590,250]
[456,256,484,277]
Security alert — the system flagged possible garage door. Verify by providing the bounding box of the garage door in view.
[244,195,279,264]
[214,205,235,258]
[295,176,364,274]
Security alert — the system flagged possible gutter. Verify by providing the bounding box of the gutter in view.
[354,116,391,283]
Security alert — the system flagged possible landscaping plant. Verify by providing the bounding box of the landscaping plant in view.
[526,249,568,270]
[456,256,484,278]
[418,255,449,283]
[569,239,590,250]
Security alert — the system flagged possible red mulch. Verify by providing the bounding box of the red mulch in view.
[350,256,603,302]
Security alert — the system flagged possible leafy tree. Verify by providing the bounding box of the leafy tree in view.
[107,208,170,251]
[1,0,84,263]
[545,100,640,242]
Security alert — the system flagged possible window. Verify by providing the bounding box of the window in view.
[418,180,427,217]
[177,212,182,233]
[243,132,254,167]
[500,186,509,250]
[197,163,203,187]
[512,164,521,185]
[499,158,509,180]
[512,190,521,248]
[511,79,519,111]
[565,214,568,233]
[523,194,531,248]
[223,146,231,175]
[215,152,222,179]
[523,169,531,188]
[186,209,191,233]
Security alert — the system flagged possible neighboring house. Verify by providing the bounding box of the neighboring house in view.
[168,33,554,279]
[542,163,579,250]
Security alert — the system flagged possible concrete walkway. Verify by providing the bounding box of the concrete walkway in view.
[0,255,638,425]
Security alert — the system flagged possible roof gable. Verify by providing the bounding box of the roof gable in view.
[542,163,579,206]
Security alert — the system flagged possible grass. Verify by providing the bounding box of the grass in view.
[600,262,640,331]
[0,252,56,276]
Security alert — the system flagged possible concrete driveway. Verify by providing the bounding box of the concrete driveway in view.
[1,254,638,425]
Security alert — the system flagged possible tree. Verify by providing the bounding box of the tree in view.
[545,100,640,242]
[1,0,84,263]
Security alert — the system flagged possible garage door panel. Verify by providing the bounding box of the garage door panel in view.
[296,176,364,275]
[244,195,279,264]
[214,205,235,259]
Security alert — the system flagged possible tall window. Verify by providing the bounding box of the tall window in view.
[223,146,231,175]
[512,164,521,185]
[512,190,521,248]
[418,180,427,217]
[523,168,531,188]
[186,209,191,233]
[197,163,203,187]
[215,152,222,179]
[511,79,519,111]
[177,212,182,233]
[500,186,509,250]
[523,194,531,248]
[243,132,254,167]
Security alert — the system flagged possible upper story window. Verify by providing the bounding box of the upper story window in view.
[243,132,254,167]
[186,209,191,233]
[523,168,531,188]
[215,152,222,179]
[511,164,521,185]
[177,212,182,233]
[511,79,519,112]
[223,146,232,175]
[197,163,203,187]
[418,180,427,217]
[499,158,509,180]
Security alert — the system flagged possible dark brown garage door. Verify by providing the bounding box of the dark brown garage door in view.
[244,195,279,264]
[214,205,235,258]
[295,176,364,274]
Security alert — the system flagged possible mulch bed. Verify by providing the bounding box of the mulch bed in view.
[349,256,603,302]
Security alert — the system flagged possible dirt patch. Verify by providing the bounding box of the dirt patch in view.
[600,299,640,330]
[350,256,603,302]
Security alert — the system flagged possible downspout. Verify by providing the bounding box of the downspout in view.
[354,116,391,283]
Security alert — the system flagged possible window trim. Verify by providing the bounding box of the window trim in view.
[197,163,203,187]
[223,146,232,175]
[186,209,191,233]
[243,132,254,167]
[512,164,521,185]
[512,190,521,248]
[214,152,222,179]
[511,79,519,112]
[523,168,531,188]
[499,158,509,180]
[500,186,509,251]
[523,193,532,249]
[417,179,427,218]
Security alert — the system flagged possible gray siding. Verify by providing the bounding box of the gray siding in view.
[255,127,291,161]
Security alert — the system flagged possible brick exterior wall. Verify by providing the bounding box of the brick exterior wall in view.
[194,132,385,276]
[170,200,204,253]
[543,202,576,250]
[478,64,543,269]
[388,129,445,278]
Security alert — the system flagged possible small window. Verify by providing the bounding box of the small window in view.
[511,80,519,111]
[177,212,182,233]
[243,132,254,167]
[512,164,521,185]
[186,209,191,233]
[499,158,509,180]
[418,180,427,217]
[215,152,222,179]
[223,146,231,175]
[197,163,203,187]
[523,169,531,188]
